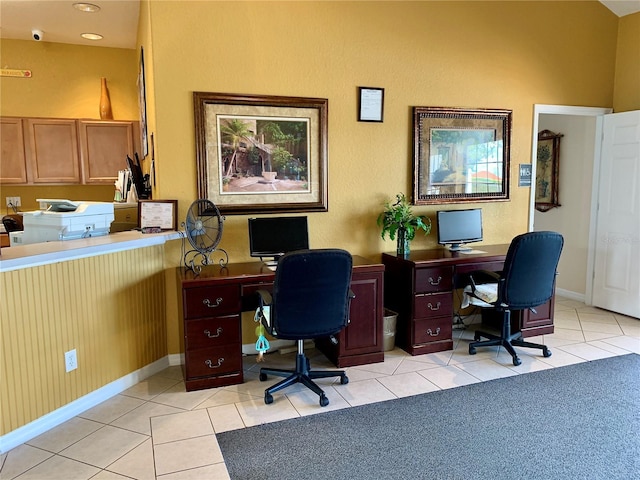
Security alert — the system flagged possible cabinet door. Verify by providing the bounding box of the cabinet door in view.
[0,118,28,184]
[24,118,81,183]
[341,269,384,356]
[79,121,137,184]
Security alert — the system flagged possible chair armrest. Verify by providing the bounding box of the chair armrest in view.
[256,289,272,306]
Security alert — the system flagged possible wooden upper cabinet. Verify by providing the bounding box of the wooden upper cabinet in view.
[0,117,28,184]
[24,118,81,184]
[79,120,137,184]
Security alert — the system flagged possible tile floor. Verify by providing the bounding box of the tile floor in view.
[1,297,639,480]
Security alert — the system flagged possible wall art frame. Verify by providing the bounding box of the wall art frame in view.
[137,46,148,158]
[413,106,512,205]
[194,92,328,215]
[358,86,384,122]
[535,129,563,212]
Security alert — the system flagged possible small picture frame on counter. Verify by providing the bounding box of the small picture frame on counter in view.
[138,200,178,231]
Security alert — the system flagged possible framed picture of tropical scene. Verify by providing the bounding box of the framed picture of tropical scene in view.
[194,92,328,214]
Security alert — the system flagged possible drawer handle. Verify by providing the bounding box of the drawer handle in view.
[427,302,441,311]
[205,358,225,369]
[204,327,223,338]
[428,276,442,286]
[426,328,441,337]
[203,297,223,308]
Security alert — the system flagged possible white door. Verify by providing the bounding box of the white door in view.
[592,110,640,318]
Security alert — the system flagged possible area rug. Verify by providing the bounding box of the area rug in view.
[217,354,640,480]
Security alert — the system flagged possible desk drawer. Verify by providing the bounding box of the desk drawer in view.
[185,315,241,349]
[185,343,242,378]
[413,317,453,345]
[414,292,453,318]
[183,285,240,318]
[415,267,452,293]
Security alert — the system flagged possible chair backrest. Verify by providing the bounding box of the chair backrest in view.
[500,231,564,309]
[270,249,353,340]
[2,215,23,233]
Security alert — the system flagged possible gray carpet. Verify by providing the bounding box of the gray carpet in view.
[217,354,640,480]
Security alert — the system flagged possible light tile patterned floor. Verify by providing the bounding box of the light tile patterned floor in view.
[1,297,638,479]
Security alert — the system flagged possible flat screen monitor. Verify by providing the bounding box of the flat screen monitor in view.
[437,209,483,251]
[248,216,309,264]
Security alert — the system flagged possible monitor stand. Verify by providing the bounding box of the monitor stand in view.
[448,243,472,252]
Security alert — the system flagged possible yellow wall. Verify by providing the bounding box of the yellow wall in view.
[146,1,620,354]
[0,40,139,211]
[614,12,640,112]
[0,2,629,359]
[150,1,617,262]
[0,246,167,435]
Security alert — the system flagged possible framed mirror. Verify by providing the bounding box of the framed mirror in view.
[535,129,563,212]
[413,106,512,205]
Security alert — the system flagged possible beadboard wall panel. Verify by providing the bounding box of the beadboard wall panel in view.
[0,245,167,435]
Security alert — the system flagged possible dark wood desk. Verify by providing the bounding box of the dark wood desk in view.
[176,256,384,391]
[382,245,555,356]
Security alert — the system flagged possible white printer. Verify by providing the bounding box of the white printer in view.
[18,199,115,245]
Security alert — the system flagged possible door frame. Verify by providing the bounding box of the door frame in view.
[529,104,612,304]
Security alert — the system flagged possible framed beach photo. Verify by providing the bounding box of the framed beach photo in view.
[413,106,512,205]
[193,92,328,215]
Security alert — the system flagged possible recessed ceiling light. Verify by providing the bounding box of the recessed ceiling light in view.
[81,33,103,41]
[73,3,101,13]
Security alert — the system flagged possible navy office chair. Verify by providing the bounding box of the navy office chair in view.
[465,231,564,366]
[256,249,353,407]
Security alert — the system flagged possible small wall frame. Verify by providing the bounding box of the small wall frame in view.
[535,129,563,212]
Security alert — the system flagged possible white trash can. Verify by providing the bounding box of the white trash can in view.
[383,308,398,352]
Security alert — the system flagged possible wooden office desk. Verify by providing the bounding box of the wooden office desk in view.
[176,256,384,391]
[382,245,555,356]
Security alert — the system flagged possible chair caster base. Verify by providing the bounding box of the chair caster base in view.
[319,394,329,407]
[259,372,268,381]
[340,374,349,385]
[543,348,552,358]
[512,356,522,366]
[265,392,273,404]
[469,346,477,355]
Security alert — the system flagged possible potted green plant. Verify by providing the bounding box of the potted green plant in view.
[377,193,431,256]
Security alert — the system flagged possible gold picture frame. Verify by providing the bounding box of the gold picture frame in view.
[413,106,512,205]
[535,129,563,212]
[193,92,328,215]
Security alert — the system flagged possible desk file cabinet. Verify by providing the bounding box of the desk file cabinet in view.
[177,257,384,391]
[382,246,555,356]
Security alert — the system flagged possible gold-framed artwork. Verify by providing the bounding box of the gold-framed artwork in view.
[413,106,512,205]
[193,92,328,215]
[535,129,563,212]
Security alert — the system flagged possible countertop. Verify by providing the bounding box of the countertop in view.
[0,230,182,272]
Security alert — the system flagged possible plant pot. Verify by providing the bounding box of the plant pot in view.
[262,171,277,183]
[396,229,410,257]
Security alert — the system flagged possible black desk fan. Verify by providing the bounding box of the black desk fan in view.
[181,199,228,272]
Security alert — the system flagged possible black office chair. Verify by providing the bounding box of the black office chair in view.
[2,215,23,233]
[465,231,564,366]
[256,249,353,407]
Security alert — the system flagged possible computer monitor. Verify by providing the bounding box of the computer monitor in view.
[248,216,309,264]
[437,209,483,251]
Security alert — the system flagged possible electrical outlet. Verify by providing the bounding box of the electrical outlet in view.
[5,196,21,207]
[65,349,77,372]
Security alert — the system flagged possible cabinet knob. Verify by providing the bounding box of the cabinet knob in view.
[428,276,442,286]
[427,302,441,311]
[203,297,223,308]
[204,327,223,338]
[205,358,225,369]
[426,328,441,337]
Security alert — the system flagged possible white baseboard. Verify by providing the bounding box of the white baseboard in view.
[555,288,585,303]
[0,356,172,454]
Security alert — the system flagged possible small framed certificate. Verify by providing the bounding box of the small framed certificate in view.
[358,86,384,122]
[138,200,178,230]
